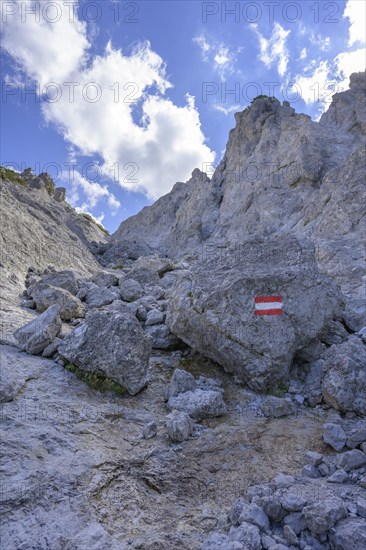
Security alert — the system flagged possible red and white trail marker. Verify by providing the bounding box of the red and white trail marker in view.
[255,295,283,316]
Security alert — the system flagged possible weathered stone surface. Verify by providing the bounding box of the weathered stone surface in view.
[53,187,66,202]
[229,522,261,549]
[284,512,307,535]
[105,74,366,332]
[337,449,366,471]
[323,423,347,451]
[142,421,157,440]
[91,271,119,287]
[14,304,62,355]
[41,337,62,358]
[39,270,79,295]
[329,518,366,550]
[167,369,196,399]
[167,389,226,420]
[119,278,144,302]
[166,410,193,442]
[29,282,85,321]
[58,310,151,395]
[262,397,296,418]
[84,286,116,308]
[280,493,307,512]
[346,427,366,449]
[322,336,366,415]
[303,498,348,535]
[144,324,181,350]
[238,503,270,532]
[145,308,165,326]
[166,235,341,392]
[327,470,348,483]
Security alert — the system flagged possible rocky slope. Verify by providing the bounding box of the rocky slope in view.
[0,169,107,341]
[105,71,366,331]
[1,73,366,550]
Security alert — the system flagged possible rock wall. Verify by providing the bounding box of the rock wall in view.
[105,71,366,329]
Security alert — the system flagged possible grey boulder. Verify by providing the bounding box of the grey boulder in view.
[39,269,79,295]
[29,282,85,321]
[303,498,348,535]
[14,304,62,355]
[119,278,144,302]
[167,369,196,399]
[58,309,151,395]
[337,449,366,471]
[91,271,119,287]
[84,286,116,308]
[329,518,366,550]
[166,410,193,442]
[322,336,366,415]
[166,236,341,392]
[262,397,296,418]
[323,423,347,451]
[167,389,226,420]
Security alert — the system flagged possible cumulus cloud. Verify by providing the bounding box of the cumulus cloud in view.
[250,22,290,77]
[2,0,214,205]
[344,0,366,46]
[193,33,241,79]
[1,0,89,88]
[65,169,121,211]
[293,49,365,119]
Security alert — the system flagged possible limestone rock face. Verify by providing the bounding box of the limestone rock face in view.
[14,304,62,355]
[0,172,107,341]
[105,72,366,329]
[321,336,366,415]
[58,309,151,395]
[28,282,85,321]
[166,235,341,391]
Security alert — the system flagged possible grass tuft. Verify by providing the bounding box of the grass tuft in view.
[64,363,127,395]
[81,213,110,236]
[0,166,27,187]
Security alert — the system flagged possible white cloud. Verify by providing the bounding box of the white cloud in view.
[250,22,290,77]
[2,0,215,204]
[300,48,307,60]
[293,61,331,106]
[293,48,365,118]
[335,48,366,90]
[213,104,241,116]
[344,0,366,46]
[1,0,89,88]
[193,33,241,78]
[65,170,121,211]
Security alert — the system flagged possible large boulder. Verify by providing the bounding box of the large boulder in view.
[14,304,62,355]
[167,389,226,420]
[58,310,151,395]
[29,282,85,321]
[84,286,116,308]
[329,518,366,550]
[166,410,193,442]
[166,236,341,392]
[39,270,79,295]
[321,336,366,415]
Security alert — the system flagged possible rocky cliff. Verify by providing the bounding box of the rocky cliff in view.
[105,71,366,330]
[1,73,366,550]
[0,168,107,340]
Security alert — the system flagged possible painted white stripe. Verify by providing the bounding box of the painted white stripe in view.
[255,302,283,310]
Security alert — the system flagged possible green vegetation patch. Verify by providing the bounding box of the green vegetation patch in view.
[81,213,110,236]
[64,362,127,395]
[0,166,27,187]
[113,264,125,270]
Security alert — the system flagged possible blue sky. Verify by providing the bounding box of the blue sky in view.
[1,0,365,232]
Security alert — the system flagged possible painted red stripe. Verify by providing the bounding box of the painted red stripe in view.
[255,308,283,316]
[255,296,282,303]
